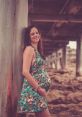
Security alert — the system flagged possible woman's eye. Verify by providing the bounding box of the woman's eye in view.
[31,32,39,36]
[31,33,34,36]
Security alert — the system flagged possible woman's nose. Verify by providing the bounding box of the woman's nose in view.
[34,33,38,37]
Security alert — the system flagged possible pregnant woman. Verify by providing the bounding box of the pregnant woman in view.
[17,25,51,117]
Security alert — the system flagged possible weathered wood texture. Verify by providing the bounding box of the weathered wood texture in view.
[0,0,28,117]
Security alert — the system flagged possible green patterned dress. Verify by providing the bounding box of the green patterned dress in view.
[17,47,51,113]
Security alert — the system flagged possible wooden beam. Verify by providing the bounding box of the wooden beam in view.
[43,39,69,42]
[30,14,82,23]
[44,35,79,41]
[59,0,70,14]
[50,31,80,39]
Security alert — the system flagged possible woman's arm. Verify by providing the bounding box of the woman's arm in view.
[22,46,47,97]
[22,46,39,91]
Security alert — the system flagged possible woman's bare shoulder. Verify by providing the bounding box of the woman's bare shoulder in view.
[23,46,34,54]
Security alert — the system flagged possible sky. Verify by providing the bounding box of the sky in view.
[67,41,76,49]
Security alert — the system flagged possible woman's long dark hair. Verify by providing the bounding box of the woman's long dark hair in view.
[23,25,44,58]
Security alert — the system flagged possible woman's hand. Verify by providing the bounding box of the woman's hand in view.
[37,87,47,98]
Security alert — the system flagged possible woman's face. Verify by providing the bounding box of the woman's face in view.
[30,27,41,44]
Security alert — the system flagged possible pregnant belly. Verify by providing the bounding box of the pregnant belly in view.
[40,80,51,91]
[39,75,51,92]
[32,71,51,91]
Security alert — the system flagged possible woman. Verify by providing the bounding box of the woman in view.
[17,25,51,117]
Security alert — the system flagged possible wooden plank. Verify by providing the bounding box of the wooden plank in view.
[0,0,28,117]
[0,0,16,116]
[30,14,82,23]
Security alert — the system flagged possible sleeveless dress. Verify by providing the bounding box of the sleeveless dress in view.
[17,47,51,113]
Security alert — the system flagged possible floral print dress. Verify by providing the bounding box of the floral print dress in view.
[17,47,51,113]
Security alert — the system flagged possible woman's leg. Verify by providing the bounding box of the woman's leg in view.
[35,108,51,117]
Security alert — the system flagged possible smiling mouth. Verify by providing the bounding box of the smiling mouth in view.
[34,37,39,40]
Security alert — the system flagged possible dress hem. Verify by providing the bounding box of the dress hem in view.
[17,107,48,113]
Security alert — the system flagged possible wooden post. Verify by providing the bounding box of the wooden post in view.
[0,0,28,117]
[0,0,16,116]
[76,36,82,76]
